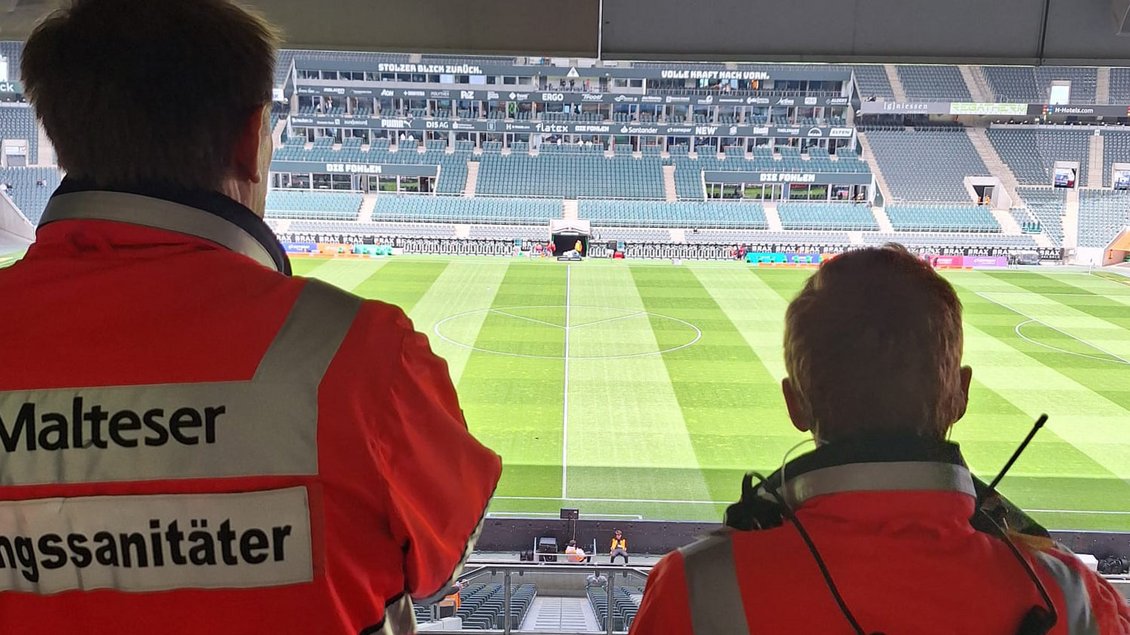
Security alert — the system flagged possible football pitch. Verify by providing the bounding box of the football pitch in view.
[317,258,1130,529]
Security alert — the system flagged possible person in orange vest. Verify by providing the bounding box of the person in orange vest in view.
[0,2,501,634]
[610,530,629,564]
[632,245,1130,635]
[566,540,592,563]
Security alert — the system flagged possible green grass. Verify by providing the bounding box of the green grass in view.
[301,257,1130,529]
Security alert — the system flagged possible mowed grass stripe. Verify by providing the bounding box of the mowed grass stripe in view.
[565,263,712,505]
[948,273,1130,487]
[294,259,389,292]
[630,265,804,511]
[459,262,565,500]
[351,259,449,313]
[406,260,511,386]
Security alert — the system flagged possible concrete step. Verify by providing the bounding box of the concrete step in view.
[990,207,1024,235]
[521,597,600,633]
[872,206,895,233]
[1063,188,1080,250]
[885,65,909,102]
[662,165,678,202]
[563,199,578,220]
[464,160,480,197]
[1088,133,1105,188]
[359,194,378,222]
[1097,67,1112,105]
[762,201,783,231]
[960,65,993,103]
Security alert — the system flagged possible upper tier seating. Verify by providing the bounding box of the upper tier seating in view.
[777,202,878,230]
[884,204,1000,232]
[983,66,1097,104]
[896,66,971,101]
[0,167,62,225]
[1078,190,1130,247]
[1017,188,1066,244]
[476,154,664,199]
[579,200,768,228]
[0,104,38,165]
[1111,68,1130,103]
[853,65,895,100]
[865,129,989,201]
[986,128,1091,186]
[373,196,562,224]
[265,190,363,221]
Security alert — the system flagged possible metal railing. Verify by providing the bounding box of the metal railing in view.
[419,560,652,635]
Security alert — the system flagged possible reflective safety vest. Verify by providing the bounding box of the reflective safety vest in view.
[0,183,502,635]
[632,451,1130,635]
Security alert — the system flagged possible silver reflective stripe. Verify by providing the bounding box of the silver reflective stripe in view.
[783,461,975,507]
[679,534,750,635]
[0,279,360,485]
[40,190,277,270]
[1033,551,1100,635]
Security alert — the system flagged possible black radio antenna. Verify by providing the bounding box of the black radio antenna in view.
[987,414,1048,492]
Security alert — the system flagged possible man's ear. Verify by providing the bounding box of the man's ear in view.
[782,377,811,434]
[953,365,973,422]
[231,104,269,184]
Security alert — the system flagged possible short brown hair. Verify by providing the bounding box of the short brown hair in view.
[22,0,279,191]
[783,245,965,442]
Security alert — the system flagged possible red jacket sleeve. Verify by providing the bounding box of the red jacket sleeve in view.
[630,551,694,635]
[375,323,502,601]
[1045,549,1130,635]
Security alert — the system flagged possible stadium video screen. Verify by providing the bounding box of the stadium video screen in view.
[1114,170,1130,191]
[1053,167,1077,189]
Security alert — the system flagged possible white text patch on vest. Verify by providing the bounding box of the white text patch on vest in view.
[0,398,226,452]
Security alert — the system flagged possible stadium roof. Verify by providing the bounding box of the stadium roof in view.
[2,0,1130,65]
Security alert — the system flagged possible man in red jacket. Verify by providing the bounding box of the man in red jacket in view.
[0,1,500,633]
[632,245,1130,635]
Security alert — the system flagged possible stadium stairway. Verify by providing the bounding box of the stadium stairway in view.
[989,207,1024,234]
[1088,134,1105,188]
[884,65,909,102]
[520,597,600,632]
[564,200,578,220]
[871,206,895,232]
[359,194,378,222]
[1063,188,1081,249]
[856,132,897,204]
[464,160,479,197]
[454,224,471,239]
[967,128,1024,205]
[763,202,783,231]
[670,228,687,242]
[961,65,993,103]
[662,165,677,202]
[1097,67,1112,104]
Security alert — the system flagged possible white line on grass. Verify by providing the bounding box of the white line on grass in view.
[569,311,648,329]
[494,495,1130,516]
[561,264,572,500]
[976,291,1130,366]
[1015,319,1130,366]
[490,309,563,329]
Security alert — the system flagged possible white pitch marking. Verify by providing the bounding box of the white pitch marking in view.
[490,309,564,329]
[1015,319,1130,366]
[562,265,572,500]
[569,311,649,329]
[976,291,1130,366]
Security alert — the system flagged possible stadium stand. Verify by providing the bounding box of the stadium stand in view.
[579,200,768,228]
[1078,190,1130,247]
[986,128,1091,186]
[884,204,1000,232]
[1017,188,1066,244]
[448,583,536,630]
[264,190,363,221]
[865,129,988,201]
[682,229,850,245]
[592,227,674,242]
[373,195,562,224]
[1101,130,1130,187]
[896,65,971,101]
[467,225,548,240]
[476,154,664,199]
[852,65,895,100]
[588,586,641,633]
[282,220,459,239]
[860,232,1036,248]
[0,104,39,165]
[777,202,878,230]
[0,167,62,225]
[670,151,869,200]
[983,66,1097,103]
[1110,68,1130,103]
[273,144,468,194]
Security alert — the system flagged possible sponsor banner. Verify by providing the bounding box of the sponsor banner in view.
[786,252,822,264]
[293,84,852,107]
[269,161,438,177]
[948,102,1027,116]
[929,255,1006,268]
[746,252,787,264]
[930,255,965,268]
[353,245,394,257]
[0,488,313,594]
[0,81,24,96]
[288,116,848,139]
[857,101,952,115]
[969,255,1009,268]
[703,171,872,185]
[1042,104,1130,118]
[281,241,318,254]
[296,58,852,82]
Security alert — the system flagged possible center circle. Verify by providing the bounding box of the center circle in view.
[433,305,702,360]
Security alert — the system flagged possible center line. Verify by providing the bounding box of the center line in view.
[562,264,572,499]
